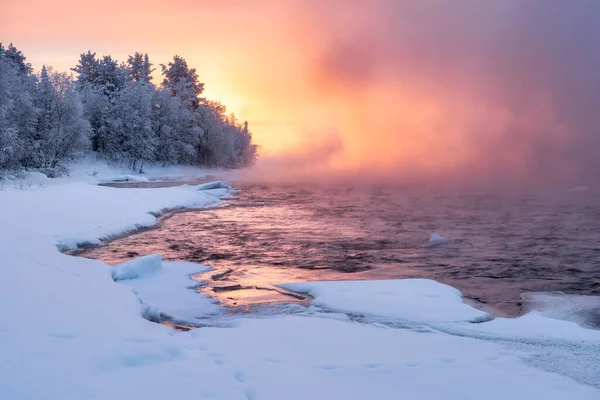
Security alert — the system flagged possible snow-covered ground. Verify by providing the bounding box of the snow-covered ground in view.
[1,161,599,399]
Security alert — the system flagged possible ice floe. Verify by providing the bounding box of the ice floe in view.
[197,180,234,191]
[280,279,490,324]
[112,254,163,280]
[427,233,450,247]
[115,257,222,323]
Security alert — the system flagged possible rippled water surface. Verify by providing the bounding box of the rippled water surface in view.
[79,183,600,317]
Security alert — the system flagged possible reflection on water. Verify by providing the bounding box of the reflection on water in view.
[78,183,600,317]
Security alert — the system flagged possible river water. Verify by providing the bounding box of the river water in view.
[79,182,600,320]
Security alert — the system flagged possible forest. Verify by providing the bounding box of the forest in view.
[0,43,258,176]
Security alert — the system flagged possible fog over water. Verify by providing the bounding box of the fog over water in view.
[246,0,600,187]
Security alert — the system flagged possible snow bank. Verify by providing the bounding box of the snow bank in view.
[112,254,163,280]
[0,182,227,250]
[280,279,490,324]
[57,155,222,185]
[427,233,450,247]
[117,260,222,323]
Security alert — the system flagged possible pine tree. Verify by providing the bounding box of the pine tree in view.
[38,71,90,174]
[72,52,127,154]
[2,43,33,75]
[95,55,127,97]
[127,52,154,84]
[0,43,36,170]
[117,83,156,170]
[160,56,204,110]
[0,48,23,171]
[71,51,99,89]
[153,89,198,165]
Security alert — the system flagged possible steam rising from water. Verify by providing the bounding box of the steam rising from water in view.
[248,0,600,187]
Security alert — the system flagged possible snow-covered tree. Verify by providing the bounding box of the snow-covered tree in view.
[29,67,90,175]
[0,51,23,171]
[195,100,258,168]
[72,52,127,154]
[71,51,99,90]
[153,88,200,165]
[161,56,204,110]
[2,43,33,76]
[1,46,257,175]
[127,52,154,84]
[95,55,127,97]
[0,43,36,171]
[114,83,156,170]
[233,120,258,168]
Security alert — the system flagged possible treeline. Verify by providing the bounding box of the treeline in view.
[0,43,257,176]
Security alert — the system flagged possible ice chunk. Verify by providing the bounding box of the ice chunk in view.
[280,279,489,324]
[196,181,233,191]
[111,254,162,281]
[199,188,235,199]
[427,233,450,247]
[117,261,222,322]
[106,175,150,183]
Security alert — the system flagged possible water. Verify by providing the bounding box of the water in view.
[78,183,600,318]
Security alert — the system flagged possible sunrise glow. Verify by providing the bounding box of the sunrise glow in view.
[4,0,599,183]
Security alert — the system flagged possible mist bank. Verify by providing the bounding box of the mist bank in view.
[249,0,600,187]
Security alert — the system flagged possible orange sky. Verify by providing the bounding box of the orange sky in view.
[3,0,598,185]
[2,0,312,154]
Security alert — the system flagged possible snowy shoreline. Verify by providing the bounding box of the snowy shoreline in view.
[65,204,222,255]
[1,161,600,399]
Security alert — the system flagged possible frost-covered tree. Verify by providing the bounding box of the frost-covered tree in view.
[0,50,23,171]
[153,88,200,165]
[0,46,258,174]
[161,56,204,110]
[195,100,258,168]
[232,123,257,168]
[72,52,127,97]
[2,43,33,75]
[30,67,90,175]
[71,51,99,90]
[72,52,128,154]
[127,52,154,84]
[95,55,127,97]
[0,43,36,171]
[114,83,156,170]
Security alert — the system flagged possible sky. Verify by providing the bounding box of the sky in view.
[3,0,600,186]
